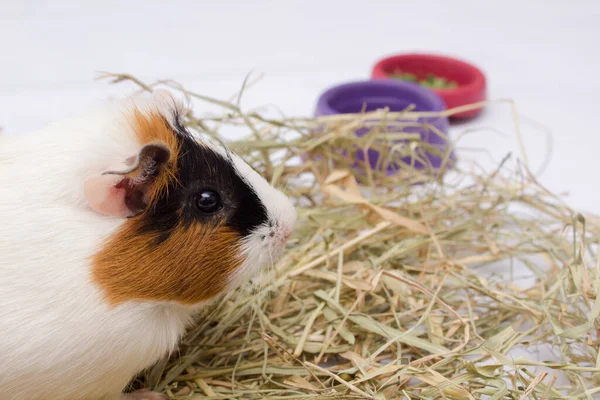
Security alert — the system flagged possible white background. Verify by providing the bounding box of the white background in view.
[1,0,599,214]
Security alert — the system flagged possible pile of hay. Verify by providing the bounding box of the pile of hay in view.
[105,74,599,399]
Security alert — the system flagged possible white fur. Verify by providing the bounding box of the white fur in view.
[0,90,296,399]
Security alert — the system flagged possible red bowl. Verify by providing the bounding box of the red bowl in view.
[371,53,486,119]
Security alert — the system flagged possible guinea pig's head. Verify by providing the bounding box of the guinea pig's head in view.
[85,90,296,306]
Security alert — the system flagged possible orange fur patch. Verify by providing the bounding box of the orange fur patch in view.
[92,223,244,305]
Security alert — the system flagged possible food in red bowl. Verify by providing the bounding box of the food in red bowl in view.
[371,53,486,119]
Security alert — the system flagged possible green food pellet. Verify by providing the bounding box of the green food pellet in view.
[387,71,458,89]
[432,77,446,88]
[389,72,417,82]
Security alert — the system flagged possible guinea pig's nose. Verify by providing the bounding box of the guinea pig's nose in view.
[281,224,293,240]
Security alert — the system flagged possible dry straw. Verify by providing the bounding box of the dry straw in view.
[101,73,599,399]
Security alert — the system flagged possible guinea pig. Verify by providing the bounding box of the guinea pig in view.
[0,89,296,400]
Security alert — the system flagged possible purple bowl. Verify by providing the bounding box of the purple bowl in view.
[314,80,454,175]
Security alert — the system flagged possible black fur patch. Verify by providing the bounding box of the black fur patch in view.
[137,112,268,243]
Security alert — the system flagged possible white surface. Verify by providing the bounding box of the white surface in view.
[1,0,600,214]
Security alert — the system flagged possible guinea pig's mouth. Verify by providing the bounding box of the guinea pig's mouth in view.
[228,215,296,290]
[266,234,288,256]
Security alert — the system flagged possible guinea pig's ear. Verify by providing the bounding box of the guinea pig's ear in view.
[84,143,171,218]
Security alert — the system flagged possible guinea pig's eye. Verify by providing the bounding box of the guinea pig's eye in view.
[196,189,221,214]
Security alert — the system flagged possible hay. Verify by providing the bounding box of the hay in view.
[103,73,599,399]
